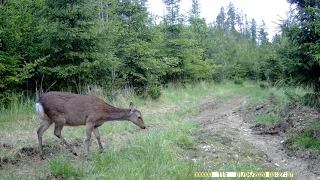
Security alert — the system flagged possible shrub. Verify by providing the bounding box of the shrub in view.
[234,78,244,85]
[147,85,162,100]
[259,83,268,89]
[301,93,320,108]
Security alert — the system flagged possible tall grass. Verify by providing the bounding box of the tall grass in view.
[0,93,36,130]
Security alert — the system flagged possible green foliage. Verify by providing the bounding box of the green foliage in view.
[283,0,320,92]
[0,0,42,103]
[36,0,117,91]
[301,93,320,108]
[263,55,284,85]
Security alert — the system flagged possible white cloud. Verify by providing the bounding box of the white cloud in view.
[147,0,291,39]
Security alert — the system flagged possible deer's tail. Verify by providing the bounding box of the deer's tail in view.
[35,102,45,119]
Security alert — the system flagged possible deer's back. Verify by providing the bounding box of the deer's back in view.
[38,92,108,126]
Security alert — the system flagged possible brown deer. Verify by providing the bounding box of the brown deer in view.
[35,91,146,159]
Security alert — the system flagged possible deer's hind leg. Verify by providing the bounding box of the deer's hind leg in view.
[54,123,78,156]
[84,122,95,159]
[93,127,103,151]
[37,117,53,159]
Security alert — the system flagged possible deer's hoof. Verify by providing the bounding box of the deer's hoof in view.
[70,149,78,156]
[40,155,45,160]
[85,155,92,161]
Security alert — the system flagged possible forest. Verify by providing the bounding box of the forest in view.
[0,0,319,104]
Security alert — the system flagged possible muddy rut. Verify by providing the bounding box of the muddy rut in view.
[190,96,318,180]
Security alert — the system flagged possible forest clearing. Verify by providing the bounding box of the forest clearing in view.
[0,82,319,179]
[0,0,319,179]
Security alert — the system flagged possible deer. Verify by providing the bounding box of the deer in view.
[35,91,146,159]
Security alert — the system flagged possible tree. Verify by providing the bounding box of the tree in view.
[0,0,42,103]
[258,20,269,46]
[162,0,182,25]
[189,0,200,20]
[226,2,236,31]
[284,0,320,91]
[36,0,117,92]
[216,7,226,30]
[250,18,257,44]
[111,0,165,95]
[243,15,251,40]
[188,0,208,42]
[236,10,244,34]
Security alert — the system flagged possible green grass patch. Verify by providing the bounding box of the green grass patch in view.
[287,121,320,150]
[48,156,85,179]
[252,113,283,125]
[0,174,27,180]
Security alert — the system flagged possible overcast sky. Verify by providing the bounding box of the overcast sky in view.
[147,0,291,39]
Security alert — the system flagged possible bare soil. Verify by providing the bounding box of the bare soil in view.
[189,96,319,180]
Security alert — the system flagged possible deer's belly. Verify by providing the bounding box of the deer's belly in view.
[65,118,86,126]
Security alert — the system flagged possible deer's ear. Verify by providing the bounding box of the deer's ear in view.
[129,102,135,111]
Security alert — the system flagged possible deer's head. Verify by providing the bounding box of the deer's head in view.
[128,102,146,129]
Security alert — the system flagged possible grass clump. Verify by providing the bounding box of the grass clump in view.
[287,121,320,150]
[0,174,26,180]
[48,157,85,179]
[252,114,283,125]
[176,133,194,149]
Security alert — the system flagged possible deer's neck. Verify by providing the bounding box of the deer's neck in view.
[106,106,130,121]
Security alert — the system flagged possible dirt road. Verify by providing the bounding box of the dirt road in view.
[190,96,319,180]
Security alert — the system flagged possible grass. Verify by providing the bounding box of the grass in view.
[238,83,312,125]
[287,121,320,150]
[252,114,283,125]
[0,81,313,179]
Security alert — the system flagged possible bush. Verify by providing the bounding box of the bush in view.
[259,83,268,89]
[234,78,244,85]
[147,85,162,100]
[301,93,320,108]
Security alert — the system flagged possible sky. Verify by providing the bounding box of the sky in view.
[147,0,291,39]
